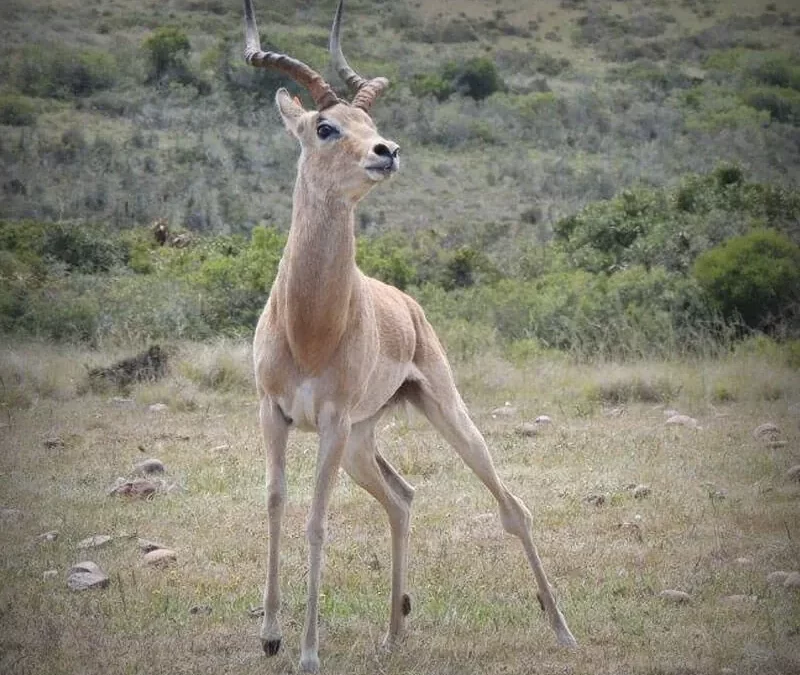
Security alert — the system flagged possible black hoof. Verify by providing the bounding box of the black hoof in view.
[401,593,411,616]
[263,638,281,656]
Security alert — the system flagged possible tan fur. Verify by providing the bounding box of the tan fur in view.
[252,89,576,674]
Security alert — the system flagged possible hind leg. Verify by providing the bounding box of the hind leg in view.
[342,418,415,647]
[408,360,576,647]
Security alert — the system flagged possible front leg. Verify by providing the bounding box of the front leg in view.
[300,406,350,674]
[259,398,289,656]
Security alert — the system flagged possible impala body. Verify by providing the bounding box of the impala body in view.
[243,1,577,671]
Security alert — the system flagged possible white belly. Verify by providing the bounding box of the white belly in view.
[283,379,320,431]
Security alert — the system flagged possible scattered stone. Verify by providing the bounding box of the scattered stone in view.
[138,538,166,553]
[148,403,169,413]
[665,414,699,429]
[618,521,643,542]
[784,572,800,590]
[43,437,65,450]
[584,493,606,506]
[735,557,753,567]
[189,604,212,615]
[786,465,800,482]
[767,571,790,585]
[720,594,758,604]
[211,444,231,453]
[109,477,161,499]
[43,569,58,580]
[37,530,59,542]
[632,485,652,499]
[659,589,691,604]
[515,423,538,438]
[67,561,109,591]
[491,404,517,418]
[753,423,780,441]
[76,534,113,550]
[535,415,553,425]
[135,458,165,475]
[144,548,177,566]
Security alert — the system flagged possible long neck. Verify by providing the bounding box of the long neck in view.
[280,170,358,373]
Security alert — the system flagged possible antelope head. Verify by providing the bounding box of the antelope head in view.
[244,0,400,203]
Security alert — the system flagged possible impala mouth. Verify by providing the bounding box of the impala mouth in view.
[365,160,399,180]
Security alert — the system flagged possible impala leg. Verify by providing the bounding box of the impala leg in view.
[259,397,290,656]
[410,377,577,649]
[342,420,415,648]
[300,408,350,674]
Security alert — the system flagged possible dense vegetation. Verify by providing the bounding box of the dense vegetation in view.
[1,0,799,359]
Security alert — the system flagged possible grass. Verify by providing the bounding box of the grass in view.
[1,341,799,674]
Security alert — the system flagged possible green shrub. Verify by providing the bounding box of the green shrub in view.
[143,26,191,82]
[409,73,453,101]
[0,95,36,126]
[444,58,505,101]
[693,229,800,331]
[10,45,118,99]
[742,85,800,125]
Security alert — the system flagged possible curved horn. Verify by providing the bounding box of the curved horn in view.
[244,0,340,110]
[329,0,389,111]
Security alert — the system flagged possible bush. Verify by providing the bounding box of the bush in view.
[0,95,36,126]
[444,58,505,101]
[143,26,191,82]
[693,229,800,331]
[9,45,119,99]
[742,85,800,125]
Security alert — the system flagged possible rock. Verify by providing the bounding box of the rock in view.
[76,534,113,550]
[584,493,606,506]
[43,437,65,449]
[720,594,758,604]
[43,569,58,580]
[535,415,552,425]
[632,485,652,499]
[787,465,800,482]
[753,423,780,440]
[659,589,691,604]
[515,423,538,438]
[767,571,790,585]
[491,404,517,418]
[135,458,165,475]
[665,414,698,429]
[144,548,177,566]
[211,444,231,453]
[67,561,109,591]
[189,604,212,615]
[138,538,166,553]
[37,530,59,542]
[148,403,168,413]
[109,478,161,499]
[784,572,800,590]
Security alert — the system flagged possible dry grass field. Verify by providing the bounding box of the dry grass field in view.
[1,341,799,675]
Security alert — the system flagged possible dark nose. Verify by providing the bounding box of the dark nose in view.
[373,143,400,159]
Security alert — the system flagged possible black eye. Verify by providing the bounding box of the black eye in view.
[316,123,338,140]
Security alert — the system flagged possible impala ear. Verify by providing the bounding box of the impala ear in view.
[276,88,306,138]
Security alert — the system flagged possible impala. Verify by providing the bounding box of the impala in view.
[244,1,577,671]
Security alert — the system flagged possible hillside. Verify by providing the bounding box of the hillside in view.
[1,0,799,242]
